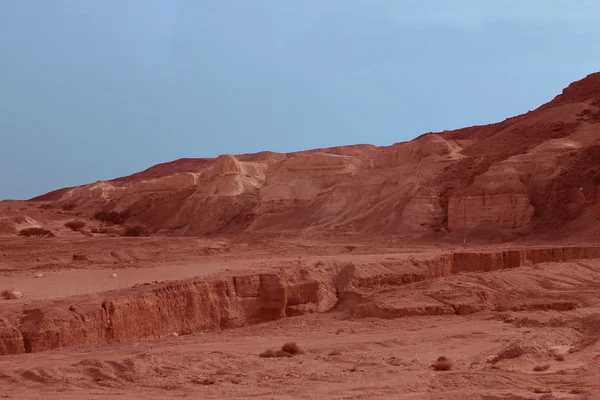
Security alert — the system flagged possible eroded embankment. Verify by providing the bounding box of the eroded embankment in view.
[346,246,600,320]
[2,245,600,356]
[0,268,341,356]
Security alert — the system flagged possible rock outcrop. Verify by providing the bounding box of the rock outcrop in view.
[5,268,336,355]
[22,71,600,239]
[3,245,600,356]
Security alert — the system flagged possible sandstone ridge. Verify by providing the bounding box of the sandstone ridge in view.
[15,72,600,239]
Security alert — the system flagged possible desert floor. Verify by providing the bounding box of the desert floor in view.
[1,236,600,399]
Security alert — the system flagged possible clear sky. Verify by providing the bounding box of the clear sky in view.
[1,1,600,200]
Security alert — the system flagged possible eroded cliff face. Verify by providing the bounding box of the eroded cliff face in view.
[448,190,535,231]
[23,72,600,238]
[5,268,338,355]
[3,245,600,356]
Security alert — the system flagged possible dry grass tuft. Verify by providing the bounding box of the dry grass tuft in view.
[431,356,453,371]
[1,288,15,300]
[281,342,304,355]
[533,364,550,372]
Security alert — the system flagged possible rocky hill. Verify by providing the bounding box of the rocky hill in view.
[23,72,600,240]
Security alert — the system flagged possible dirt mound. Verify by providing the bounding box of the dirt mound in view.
[0,216,41,236]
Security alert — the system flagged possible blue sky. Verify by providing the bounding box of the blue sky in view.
[1,1,599,200]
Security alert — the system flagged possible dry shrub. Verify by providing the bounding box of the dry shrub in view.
[260,342,304,358]
[275,350,293,358]
[18,227,54,238]
[64,220,86,231]
[345,245,357,252]
[281,342,304,355]
[259,349,276,358]
[93,210,128,225]
[329,350,342,356]
[61,203,76,211]
[1,288,15,300]
[554,354,565,361]
[533,364,550,372]
[72,254,89,261]
[432,356,453,371]
[122,225,145,237]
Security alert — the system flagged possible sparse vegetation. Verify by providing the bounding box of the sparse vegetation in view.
[260,342,304,358]
[122,225,145,237]
[345,245,357,252]
[61,203,76,211]
[259,349,276,358]
[281,342,304,355]
[328,350,342,356]
[18,227,54,237]
[432,356,453,371]
[64,220,86,231]
[554,354,565,361]
[533,364,550,372]
[72,254,89,261]
[275,349,293,358]
[1,288,15,300]
[93,210,129,225]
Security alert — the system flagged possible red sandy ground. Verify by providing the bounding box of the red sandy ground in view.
[2,235,600,399]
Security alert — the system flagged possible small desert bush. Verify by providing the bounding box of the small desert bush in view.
[260,342,304,358]
[61,203,76,211]
[554,354,565,361]
[93,210,129,225]
[432,356,453,371]
[345,245,357,252]
[275,350,293,358]
[1,288,15,300]
[259,349,276,358]
[281,342,304,355]
[533,364,550,372]
[122,225,145,237]
[18,227,54,237]
[64,220,86,231]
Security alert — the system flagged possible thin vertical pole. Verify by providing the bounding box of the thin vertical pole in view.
[463,195,467,247]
